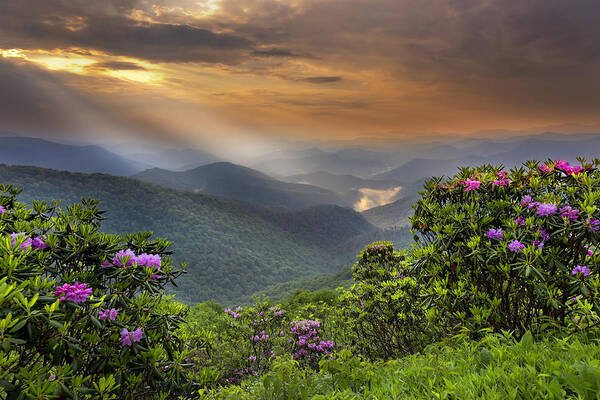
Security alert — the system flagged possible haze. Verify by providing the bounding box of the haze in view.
[1,0,600,157]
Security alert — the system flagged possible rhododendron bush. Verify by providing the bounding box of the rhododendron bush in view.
[0,185,206,399]
[410,158,600,337]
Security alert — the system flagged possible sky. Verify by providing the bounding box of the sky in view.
[1,0,600,152]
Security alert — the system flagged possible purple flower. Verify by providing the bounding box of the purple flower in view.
[508,240,525,253]
[101,261,111,268]
[10,233,32,250]
[520,196,533,206]
[532,240,544,250]
[120,327,143,347]
[31,236,47,249]
[0,205,5,215]
[571,265,591,277]
[538,229,550,241]
[113,249,136,267]
[585,219,600,232]
[537,203,557,217]
[464,178,481,192]
[486,228,504,240]
[513,216,525,226]
[53,282,92,303]
[98,308,118,321]
[559,206,579,221]
[248,355,256,362]
[135,253,161,270]
[48,374,56,382]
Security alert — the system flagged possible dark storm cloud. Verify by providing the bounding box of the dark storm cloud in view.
[94,61,146,70]
[251,49,300,57]
[300,76,343,84]
[0,0,253,63]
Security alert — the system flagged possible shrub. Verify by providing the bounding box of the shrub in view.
[0,185,206,399]
[410,159,600,337]
[340,242,441,360]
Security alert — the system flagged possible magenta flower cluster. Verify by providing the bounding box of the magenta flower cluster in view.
[585,219,600,232]
[508,240,525,253]
[290,320,334,361]
[572,265,591,277]
[493,170,510,186]
[252,330,270,342]
[120,327,143,347]
[540,159,585,175]
[536,203,558,217]
[463,178,481,192]
[225,306,242,319]
[0,205,5,215]
[107,249,162,279]
[486,228,503,240]
[98,308,118,321]
[10,232,47,251]
[53,282,92,303]
[560,206,580,221]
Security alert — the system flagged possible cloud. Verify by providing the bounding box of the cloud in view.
[2,0,600,140]
[0,1,253,64]
[354,186,402,211]
[93,61,146,70]
[252,49,300,57]
[300,76,343,84]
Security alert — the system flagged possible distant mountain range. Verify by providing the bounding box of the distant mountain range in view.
[123,148,221,171]
[133,162,348,209]
[251,147,396,177]
[0,164,398,304]
[0,136,149,175]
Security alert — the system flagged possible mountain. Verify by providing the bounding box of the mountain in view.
[133,162,348,209]
[374,157,488,183]
[0,164,379,304]
[124,148,221,171]
[285,171,398,193]
[0,136,148,175]
[361,197,416,229]
[251,148,395,177]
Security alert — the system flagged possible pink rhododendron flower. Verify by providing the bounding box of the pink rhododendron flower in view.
[520,196,532,206]
[486,228,503,240]
[135,253,162,269]
[463,178,481,191]
[113,249,136,267]
[585,219,600,232]
[571,265,591,277]
[98,308,118,321]
[536,203,557,217]
[10,233,32,250]
[559,206,579,221]
[120,327,143,347]
[514,216,525,226]
[53,282,92,303]
[31,236,47,249]
[508,240,524,253]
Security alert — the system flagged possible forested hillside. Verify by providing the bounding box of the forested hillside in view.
[0,164,407,303]
[133,162,347,209]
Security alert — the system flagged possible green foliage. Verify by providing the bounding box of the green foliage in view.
[340,242,441,360]
[0,164,395,304]
[204,332,600,399]
[410,160,600,337]
[0,184,208,399]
